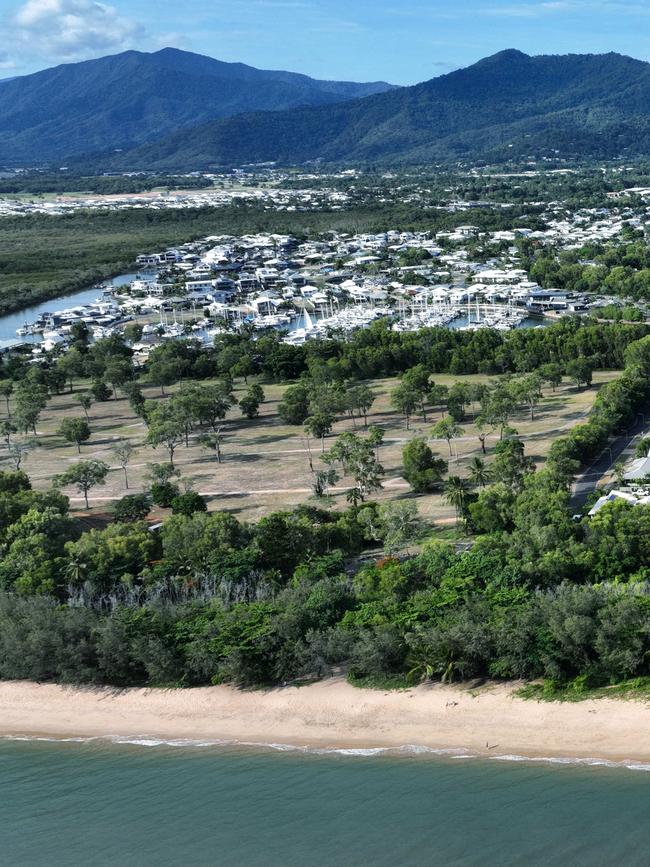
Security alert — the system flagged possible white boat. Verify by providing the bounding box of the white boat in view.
[42,330,65,343]
[162,324,185,338]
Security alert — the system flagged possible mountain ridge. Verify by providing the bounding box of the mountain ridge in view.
[108,49,650,169]
[0,47,396,164]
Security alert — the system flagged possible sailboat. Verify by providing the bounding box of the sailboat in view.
[303,307,315,331]
[283,306,317,345]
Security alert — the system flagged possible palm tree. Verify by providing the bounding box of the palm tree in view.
[65,555,88,585]
[444,475,470,525]
[468,456,492,488]
[346,487,363,507]
[406,648,435,685]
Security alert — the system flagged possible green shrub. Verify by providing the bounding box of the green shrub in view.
[113,494,152,523]
[171,491,208,516]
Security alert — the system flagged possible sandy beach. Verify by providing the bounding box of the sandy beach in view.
[1,678,649,762]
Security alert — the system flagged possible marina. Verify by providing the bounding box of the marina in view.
[0,219,587,357]
[1,272,548,358]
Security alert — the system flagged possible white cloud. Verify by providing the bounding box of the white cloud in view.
[9,0,145,60]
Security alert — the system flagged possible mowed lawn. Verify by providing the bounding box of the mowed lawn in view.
[5,370,620,524]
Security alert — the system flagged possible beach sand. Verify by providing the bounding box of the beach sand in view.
[1,678,649,762]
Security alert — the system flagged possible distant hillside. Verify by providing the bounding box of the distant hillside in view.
[113,50,650,169]
[0,48,396,164]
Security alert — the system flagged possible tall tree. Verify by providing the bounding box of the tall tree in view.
[104,358,134,399]
[431,418,465,457]
[377,501,424,555]
[0,420,16,448]
[75,392,93,420]
[58,418,91,453]
[200,428,225,464]
[513,373,543,422]
[195,382,235,431]
[305,411,335,452]
[14,382,48,435]
[444,475,470,526]
[324,432,384,500]
[239,384,265,419]
[54,460,109,509]
[112,441,135,489]
[278,383,310,425]
[467,456,492,488]
[539,362,564,392]
[0,381,13,416]
[367,425,385,461]
[57,348,86,392]
[349,383,375,428]
[480,383,516,439]
[146,402,186,467]
[402,365,432,422]
[566,358,593,390]
[391,382,419,430]
[5,440,33,471]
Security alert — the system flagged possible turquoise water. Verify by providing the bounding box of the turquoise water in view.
[2,740,650,866]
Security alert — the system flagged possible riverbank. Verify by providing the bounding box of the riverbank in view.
[1,678,649,762]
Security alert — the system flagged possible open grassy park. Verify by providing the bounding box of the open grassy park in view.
[5,369,620,526]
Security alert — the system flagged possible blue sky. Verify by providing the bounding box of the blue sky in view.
[3,0,650,83]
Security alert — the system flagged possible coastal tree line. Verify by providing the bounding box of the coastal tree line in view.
[0,323,650,693]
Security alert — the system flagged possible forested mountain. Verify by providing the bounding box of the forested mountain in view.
[113,49,650,169]
[0,48,396,164]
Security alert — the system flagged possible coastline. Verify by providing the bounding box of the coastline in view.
[1,678,649,764]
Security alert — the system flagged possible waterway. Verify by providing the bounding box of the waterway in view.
[0,273,138,345]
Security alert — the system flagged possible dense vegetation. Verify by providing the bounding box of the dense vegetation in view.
[2,321,650,693]
[108,49,650,170]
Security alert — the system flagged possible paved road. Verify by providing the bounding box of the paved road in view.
[571,412,649,510]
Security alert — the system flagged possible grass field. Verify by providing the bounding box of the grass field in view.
[2,370,620,526]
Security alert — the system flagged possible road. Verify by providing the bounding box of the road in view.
[571,411,649,510]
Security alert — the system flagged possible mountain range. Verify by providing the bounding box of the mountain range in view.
[0,48,395,164]
[5,48,650,169]
[117,49,650,169]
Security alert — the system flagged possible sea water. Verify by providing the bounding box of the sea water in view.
[1,739,650,866]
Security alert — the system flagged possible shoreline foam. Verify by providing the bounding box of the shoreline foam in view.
[1,677,649,768]
[3,733,650,773]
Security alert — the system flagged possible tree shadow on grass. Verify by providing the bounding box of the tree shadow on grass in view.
[89,436,128,447]
[245,432,300,446]
[228,452,274,463]
[199,495,253,519]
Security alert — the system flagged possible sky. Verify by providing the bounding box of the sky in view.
[3,0,650,84]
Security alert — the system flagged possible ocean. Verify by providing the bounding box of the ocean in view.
[2,739,650,865]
